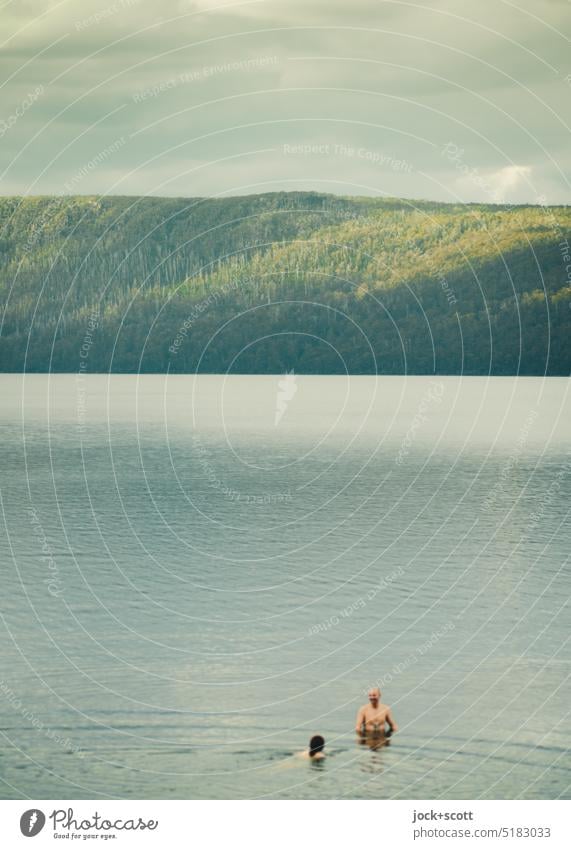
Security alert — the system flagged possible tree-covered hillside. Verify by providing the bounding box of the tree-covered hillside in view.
[0,192,569,374]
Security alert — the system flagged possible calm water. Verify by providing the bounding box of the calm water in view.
[0,375,569,800]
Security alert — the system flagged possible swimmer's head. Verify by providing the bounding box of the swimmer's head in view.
[368,688,381,706]
[309,735,325,757]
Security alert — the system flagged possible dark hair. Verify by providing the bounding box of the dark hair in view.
[309,735,325,756]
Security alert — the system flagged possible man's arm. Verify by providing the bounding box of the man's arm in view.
[386,708,398,732]
[355,706,366,734]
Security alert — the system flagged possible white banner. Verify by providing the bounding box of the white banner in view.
[0,800,568,849]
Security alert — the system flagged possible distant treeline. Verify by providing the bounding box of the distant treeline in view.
[0,192,569,374]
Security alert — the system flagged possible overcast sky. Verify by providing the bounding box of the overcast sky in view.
[1,0,569,203]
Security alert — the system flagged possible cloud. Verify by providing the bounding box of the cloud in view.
[489,165,533,203]
[0,0,569,202]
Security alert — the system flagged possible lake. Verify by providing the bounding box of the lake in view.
[0,374,569,799]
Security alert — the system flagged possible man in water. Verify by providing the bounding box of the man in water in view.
[355,688,398,737]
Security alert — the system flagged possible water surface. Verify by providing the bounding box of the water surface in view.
[1,375,569,799]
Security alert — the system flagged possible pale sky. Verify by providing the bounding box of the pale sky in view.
[1,0,569,203]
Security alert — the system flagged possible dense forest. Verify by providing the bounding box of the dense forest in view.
[0,192,569,374]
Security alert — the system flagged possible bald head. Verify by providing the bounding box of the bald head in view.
[368,688,381,705]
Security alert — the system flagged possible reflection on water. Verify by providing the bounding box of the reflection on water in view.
[0,375,569,799]
[358,734,392,752]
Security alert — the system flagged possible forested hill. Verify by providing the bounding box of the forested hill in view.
[0,192,569,375]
